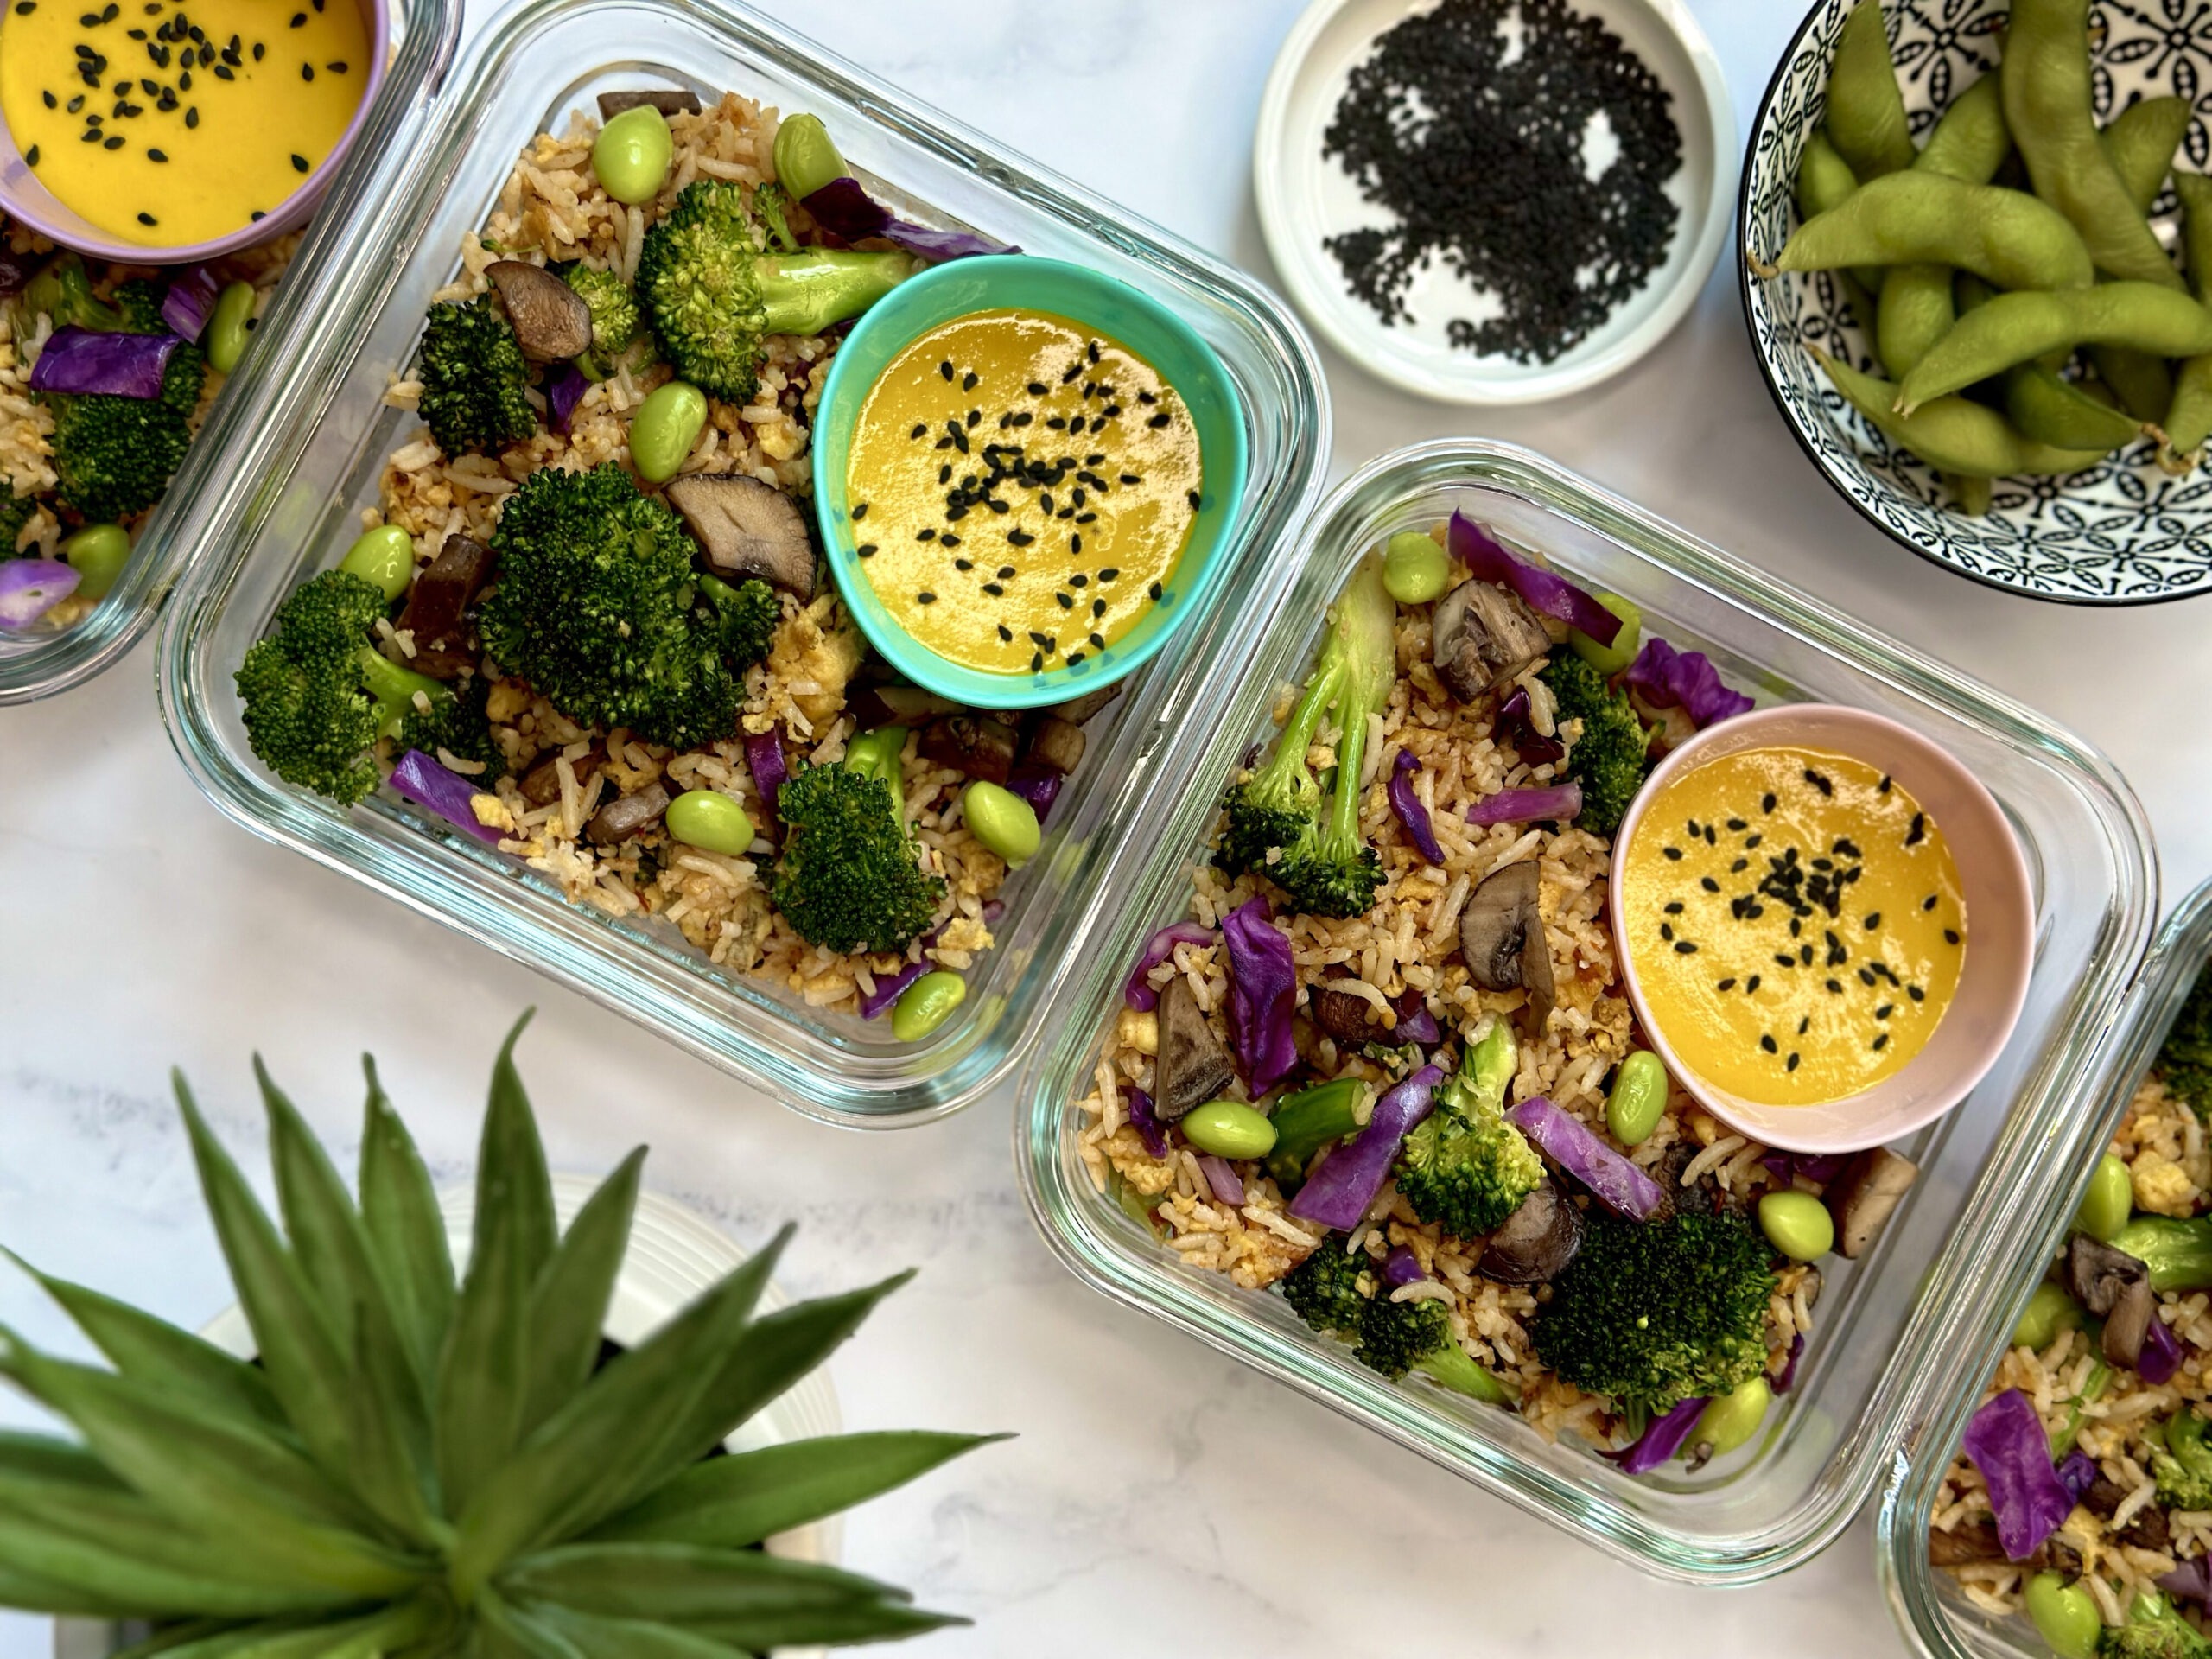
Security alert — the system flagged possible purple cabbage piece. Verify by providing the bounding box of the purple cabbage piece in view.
[1961,1389,2078,1561]
[1509,1096,1665,1221]
[1393,989,1440,1046]
[543,362,588,435]
[745,732,788,821]
[391,750,505,848]
[1447,509,1620,645]
[1388,750,1446,865]
[2161,1558,2212,1608]
[1005,765,1063,824]
[161,265,219,342]
[1496,689,1565,766]
[1123,920,1217,1014]
[1465,784,1583,826]
[1383,1246,1427,1287]
[800,176,1017,263]
[1288,1065,1443,1231]
[2141,1313,2185,1385]
[1608,1398,1706,1475]
[859,961,927,1020]
[1760,1150,1853,1188]
[1126,1087,1168,1159]
[1624,636,1756,728]
[28,326,179,398]
[1198,1155,1245,1207]
[1223,899,1299,1093]
[1774,1332,1806,1395]
[0,559,79,629]
[2057,1449,2099,1503]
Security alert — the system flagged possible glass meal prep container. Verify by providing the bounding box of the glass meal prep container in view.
[1014,436,2158,1585]
[1880,880,2212,1656]
[154,0,1328,1128]
[0,0,460,707]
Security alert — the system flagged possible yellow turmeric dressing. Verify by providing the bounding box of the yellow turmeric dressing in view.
[1618,745,1966,1107]
[847,308,1199,676]
[0,0,368,246]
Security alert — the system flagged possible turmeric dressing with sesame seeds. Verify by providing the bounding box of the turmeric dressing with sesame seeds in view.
[847,308,1198,676]
[0,0,366,245]
[1618,745,1966,1107]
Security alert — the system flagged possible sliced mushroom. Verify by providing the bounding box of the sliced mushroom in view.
[519,743,604,810]
[1478,1179,1584,1284]
[1046,680,1125,727]
[2122,1503,2171,1553]
[1826,1145,1919,1259]
[664,473,817,599]
[486,260,594,362]
[396,533,495,679]
[1025,715,1087,776]
[1310,983,1383,1048]
[1154,976,1234,1122]
[596,88,703,120]
[2067,1234,2156,1368]
[1459,861,1555,1027]
[920,715,1017,785]
[585,779,670,846]
[1927,1519,2005,1567]
[1429,578,1554,703]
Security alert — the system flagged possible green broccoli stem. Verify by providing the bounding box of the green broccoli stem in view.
[2113,1217,2212,1292]
[844,726,908,794]
[1315,553,1400,855]
[1440,1020,1516,1119]
[759,251,921,339]
[2051,1358,2111,1456]
[1416,1341,1518,1406]
[357,645,450,741]
[1264,1077,1366,1185]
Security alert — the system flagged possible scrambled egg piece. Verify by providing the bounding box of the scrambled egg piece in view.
[2132,1149,2200,1218]
[759,595,861,735]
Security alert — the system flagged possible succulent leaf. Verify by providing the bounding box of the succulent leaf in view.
[520,1147,644,1439]
[358,1056,456,1386]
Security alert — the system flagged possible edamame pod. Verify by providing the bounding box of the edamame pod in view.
[1815,348,2107,477]
[2102,96,2194,216]
[1897,283,2212,412]
[1878,266,1955,381]
[1823,0,1916,181]
[2002,0,2184,288]
[2162,173,2212,470]
[1768,173,2095,294]
[2003,362,2146,451]
[2088,346,2174,423]
[1878,77,2010,381]
[1947,473,1993,515]
[1796,131,1883,307]
[1916,73,2012,187]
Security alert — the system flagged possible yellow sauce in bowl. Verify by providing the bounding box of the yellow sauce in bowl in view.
[1,0,368,245]
[1617,744,1967,1107]
[845,308,1199,676]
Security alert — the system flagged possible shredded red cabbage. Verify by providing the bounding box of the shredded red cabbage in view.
[859,961,926,1020]
[1126,1087,1168,1159]
[1198,1155,1246,1207]
[1388,751,1446,865]
[1465,784,1583,826]
[0,559,79,629]
[745,732,788,821]
[29,326,179,398]
[1123,921,1217,1013]
[1447,510,1620,645]
[2161,1558,2212,1607]
[391,750,505,847]
[1288,1065,1443,1231]
[543,362,588,435]
[2057,1449,2099,1503]
[161,266,219,341]
[1383,1246,1427,1287]
[800,177,1016,262]
[2142,1313,2185,1384]
[1608,1397,1707,1474]
[1223,898,1299,1093]
[1005,765,1063,824]
[1961,1389,2077,1560]
[1393,989,1440,1046]
[1509,1097,1665,1220]
[1761,1150,1853,1187]
[1624,636,1755,728]
[1496,689,1565,766]
[1774,1332,1806,1395]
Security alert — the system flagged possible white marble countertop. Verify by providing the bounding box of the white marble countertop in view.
[3,0,2206,1653]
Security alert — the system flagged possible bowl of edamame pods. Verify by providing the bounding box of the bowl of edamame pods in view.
[1739,0,2212,604]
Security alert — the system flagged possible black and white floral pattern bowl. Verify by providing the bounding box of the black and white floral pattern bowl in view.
[1739,0,2212,605]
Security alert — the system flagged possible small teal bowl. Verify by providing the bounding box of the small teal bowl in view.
[812,255,1249,711]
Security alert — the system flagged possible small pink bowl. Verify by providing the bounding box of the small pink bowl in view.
[1609,702,2035,1155]
[0,0,389,265]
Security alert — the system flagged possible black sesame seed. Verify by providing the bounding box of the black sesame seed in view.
[916,591,937,605]
[1674,940,1697,955]
[998,624,1014,642]
[1922,894,1938,911]
[1007,528,1034,548]
[1068,573,1086,588]
[1878,773,1892,794]
[1663,901,1683,914]
[136,209,155,223]
[211,59,231,76]
[982,582,1004,596]
[1149,582,1163,600]
[855,543,876,559]
[1944,928,1960,945]
[962,370,977,391]
[41,90,56,108]
[1787,1052,1801,1071]
[251,40,260,57]
[147,145,164,160]
[1055,592,1074,610]
[1027,380,1046,396]
[183,105,196,126]
[1659,922,1675,942]
[1700,875,1719,893]
[1825,978,1841,994]
[22,143,36,165]
[1909,985,1926,1001]
[939,359,953,381]
[1147,411,1170,429]
[1089,632,1105,648]
[1030,652,1044,671]
[1906,813,1927,847]
[1875,1004,1892,1020]
[940,533,961,549]
[953,558,973,571]
[917,528,936,542]
[103,133,124,147]
[1761,1034,1777,1053]
[1746,975,1761,993]
[1716,977,1736,992]
[1762,791,1777,813]
[1662,846,1681,861]
[1088,339,1101,364]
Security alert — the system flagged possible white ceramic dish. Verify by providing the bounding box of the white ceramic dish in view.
[1253,0,1734,404]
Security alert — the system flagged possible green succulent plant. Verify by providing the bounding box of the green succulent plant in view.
[0,1015,995,1656]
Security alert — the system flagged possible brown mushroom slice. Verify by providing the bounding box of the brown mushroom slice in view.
[2065,1233,2157,1367]
[664,473,817,599]
[1478,1179,1584,1284]
[1429,578,1554,703]
[486,260,594,362]
[595,89,703,120]
[518,743,604,810]
[396,533,494,679]
[585,780,670,847]
[919,715,1017,785]
[1154,976,1234,1122]
[1310,983,1384,1048]
[1025,715,1087,776]
[1459,861,1555,1027]
[1826,1146,1920,1259]
[1046,680,1125,727]
[1927,1520,2006,1567]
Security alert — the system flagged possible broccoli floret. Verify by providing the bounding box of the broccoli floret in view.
[696,572,780,671]
[633,179,915,404]
[556,262,642,363]
[0,491,33,559]
[2099,1592,2212,1659]
[395,668,505,783]
[10,254,131,338]
[750,182,800,253]
[1540,653,1652,840]
[45,337,205,524]
[1356,1294,1516,1403]
[1396,1019,1542,1238]
[1280,1243,1369,1337]
[235,569,461,805]
[1533,1208,1777,1413]
[2152,1410,2212,1511]
[417,296,536,457]
[2160,963,2212,1121]
[1217,555,1396,918]
[478,462,743,749]
[769,758,946,955]
[111,278,168,334]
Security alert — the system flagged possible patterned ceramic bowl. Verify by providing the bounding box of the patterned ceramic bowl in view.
[1738,0,2212,605]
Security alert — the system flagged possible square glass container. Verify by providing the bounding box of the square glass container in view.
[155,0,1328,1128]
[0,0,461,706]
[1879,880,2212,1657]
[1014,437,2157,1584]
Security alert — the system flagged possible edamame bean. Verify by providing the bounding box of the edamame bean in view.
[339,524,415,601]
[664,790,754,856]
[2003,0,2183,289]
[2075,1151,2133,1242]
[1823,0,1915,181]
[2012,1281,2083,1351]
[592,105,674,207]
[1569,591,1641,676]
[2004,362,2144,451]
[843,727,908,791]
[2024,1573,2101,1659]
[962,780,1040,868]
[1814,348,2107,478]
[2102,96,2193,215]
[1691,1377,1771,1460]
[1605,1051,1667,1147]
[2163,172,2212,469]
[771,113,847,201]
[1898,284,2212,413]
[891,970,965,1041]
[205,280,257,375]
[1770,173,2095,294]
[1382,531,1450,605]
[1758,1190,1835,1262]
[1180,1099,1278,1161]
[630,381,708,484]
[60,523,130,601]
